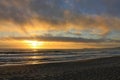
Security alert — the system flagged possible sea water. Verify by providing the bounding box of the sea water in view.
[0,48,120,66]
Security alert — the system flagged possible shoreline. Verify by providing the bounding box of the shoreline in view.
[0,56,120,80]
[0,56,119,67]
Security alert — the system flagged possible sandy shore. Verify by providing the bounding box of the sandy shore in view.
[0,56,120,80]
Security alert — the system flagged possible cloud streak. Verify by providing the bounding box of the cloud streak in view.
[1,36,119,43]
[0,0,120,41]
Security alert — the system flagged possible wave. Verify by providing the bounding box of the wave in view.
[0,48,120,66]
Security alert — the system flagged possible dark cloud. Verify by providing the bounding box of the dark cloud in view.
[0,0,120,24]
[2,36,118,43]
[0,0,32,34]
[103,0,120,16]
[0,0,120,40]
[0,0,31,23]
[30,0,120,20]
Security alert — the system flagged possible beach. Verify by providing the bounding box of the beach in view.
[0,56,120,80]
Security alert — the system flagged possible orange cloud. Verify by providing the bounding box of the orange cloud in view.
[0,15,120,38]
[0,0,120,40]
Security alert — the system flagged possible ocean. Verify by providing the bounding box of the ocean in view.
[0,48,120,66]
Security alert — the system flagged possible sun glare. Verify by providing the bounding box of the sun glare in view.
[24,40,44,49]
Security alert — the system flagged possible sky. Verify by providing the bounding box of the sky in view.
[0,0,120,49]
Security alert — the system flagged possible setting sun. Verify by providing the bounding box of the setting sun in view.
[24,40,44,49]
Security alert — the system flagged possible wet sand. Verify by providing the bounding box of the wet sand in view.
[0,56,120,80]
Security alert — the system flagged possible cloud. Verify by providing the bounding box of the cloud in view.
[2,36,119,43]
[0,0,120,40]
[0,0,31,23]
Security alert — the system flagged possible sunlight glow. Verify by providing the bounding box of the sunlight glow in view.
[24,40,44,49]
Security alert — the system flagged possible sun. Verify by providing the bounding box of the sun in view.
[31,41,38,47]
[24,40,44,49]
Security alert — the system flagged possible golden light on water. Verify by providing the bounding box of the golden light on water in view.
[24,40,44,49]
